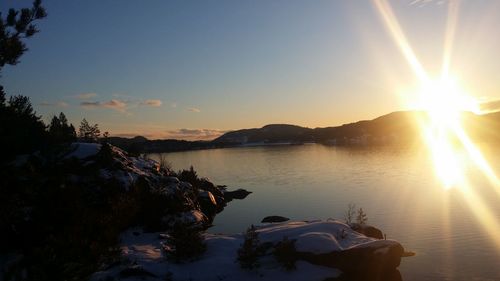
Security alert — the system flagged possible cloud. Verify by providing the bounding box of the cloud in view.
[40,101,69,107]
[166,128,227,140]
[75,93,97,100]
[81,99,128,112]
[480,100,500,113]
[187,107,201,113]
[110,128,228,141]
[141,99,162,107]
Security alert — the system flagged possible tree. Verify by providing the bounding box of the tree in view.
[48,112,76,144]
[0,0,47,74]
[356,208,368,225]
[237,225,261,270]
[78,118,100,143]
[0,1,47,161]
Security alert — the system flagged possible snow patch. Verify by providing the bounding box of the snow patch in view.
[92,220,404,281]
[64,143,102,159]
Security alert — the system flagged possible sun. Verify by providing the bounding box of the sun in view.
[414,76,479,189]
[372,0,500,253]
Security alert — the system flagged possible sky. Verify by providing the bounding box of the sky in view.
[1,0,500,140]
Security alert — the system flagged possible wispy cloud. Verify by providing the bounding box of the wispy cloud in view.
[81,99,127,112]
[40,101,69,107]
[112,128,227,141]
[166,128,227,140]
[75,93,97,100]
[81,98,163,113]
[140,99,162,107]
[187,107,201,113]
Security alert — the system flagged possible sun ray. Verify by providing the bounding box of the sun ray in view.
[442,0,460,78]
[371,0,429,83]
[372,0,500,253]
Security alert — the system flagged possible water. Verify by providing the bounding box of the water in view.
[150,144,500,281]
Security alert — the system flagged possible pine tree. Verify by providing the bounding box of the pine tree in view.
[237,225,261,270]
[78,118,100,143]
[356,208,368,225]
[48,112,76,144]
[0,0,47,74]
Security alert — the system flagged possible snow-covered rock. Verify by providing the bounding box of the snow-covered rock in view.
[64,143,102,159]
[92,220,409,281]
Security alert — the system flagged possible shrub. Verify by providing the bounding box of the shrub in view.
[237,225,260,270]
[156,153,172,172]
[176,166,200,187]
[273,236,297,271]
[356,208,368,225]
[344,203,356,224]
[164,223,206,263]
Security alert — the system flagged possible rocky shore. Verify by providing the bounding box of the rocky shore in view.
[3,143,411,281]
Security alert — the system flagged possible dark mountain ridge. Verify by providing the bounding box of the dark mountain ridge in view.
[108,111,500,153]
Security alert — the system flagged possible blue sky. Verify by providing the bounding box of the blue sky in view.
[2,0,500,139]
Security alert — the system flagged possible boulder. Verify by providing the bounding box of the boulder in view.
[261,215,290,223]
[298,240,404,279]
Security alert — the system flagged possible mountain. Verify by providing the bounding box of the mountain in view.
[214,111,423,145]
[213,124,313,144]
[108,110,500,153]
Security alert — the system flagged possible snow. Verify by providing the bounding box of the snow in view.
[64,143,102,159]
[91,220,404,281]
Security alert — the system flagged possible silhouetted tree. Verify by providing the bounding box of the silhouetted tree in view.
[0,94,47,161]
[48,112,76,144]
[78,118,100,142]
[0,1,47,161]
[0,0,47,74]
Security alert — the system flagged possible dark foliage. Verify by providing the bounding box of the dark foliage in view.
[0,0,46,73]
[273,236,297,271]
[48,112,76,144]
[176,166,200,186]
[0,1,47,162]
[237,225,261,270]
[0,159,135,280]
[164,223,207,263]
[78,118,101,143]
[0,93,48,162]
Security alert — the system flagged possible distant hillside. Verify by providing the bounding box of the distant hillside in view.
[109,110,500,153]
[213,124,313,144]
[214,111,423,145]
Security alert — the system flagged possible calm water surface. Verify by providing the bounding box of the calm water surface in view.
[151,144,500,281]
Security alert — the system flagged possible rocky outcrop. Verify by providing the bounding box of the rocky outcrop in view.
[223,188,252,202]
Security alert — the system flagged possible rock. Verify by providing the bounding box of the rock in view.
[198,190,223,218]
[298,240,404,278]
[199,178,224,197]
[223,188,252,201]
[349,223,384,239]
[261,215,290,223]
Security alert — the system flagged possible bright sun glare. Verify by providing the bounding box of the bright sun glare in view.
[416,77,478,189]
[373,0,500,251]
